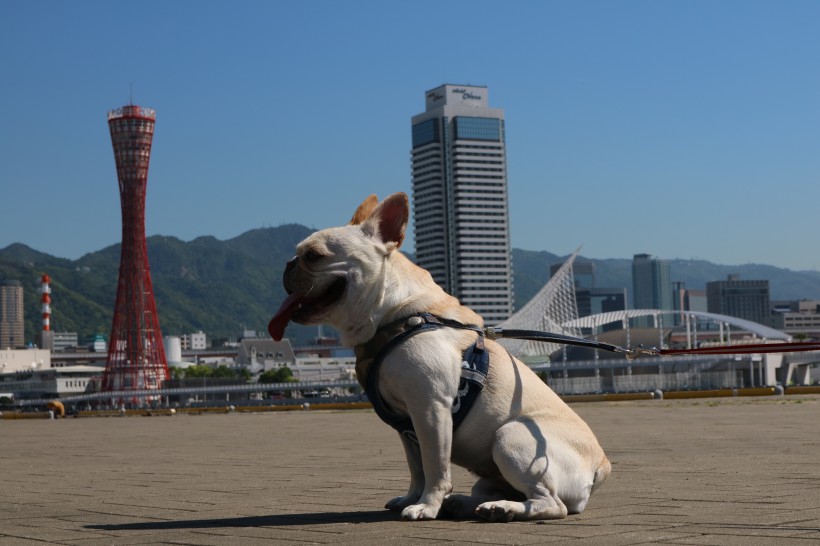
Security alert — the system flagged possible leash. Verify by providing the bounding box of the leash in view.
[483,327,820,360]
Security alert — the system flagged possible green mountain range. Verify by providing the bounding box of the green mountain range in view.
[2,227,819,347]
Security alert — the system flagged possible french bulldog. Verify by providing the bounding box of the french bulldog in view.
[268,192,610,522]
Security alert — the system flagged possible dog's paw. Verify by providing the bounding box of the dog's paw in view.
[476,501,516,523]
[400,503,440,521]
[385,495,418,512]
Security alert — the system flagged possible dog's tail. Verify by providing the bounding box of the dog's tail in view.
[591,456,611,494]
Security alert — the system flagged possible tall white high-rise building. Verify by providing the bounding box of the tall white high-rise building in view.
[410,84,514,324]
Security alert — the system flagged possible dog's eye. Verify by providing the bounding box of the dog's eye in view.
[304,250,322,264]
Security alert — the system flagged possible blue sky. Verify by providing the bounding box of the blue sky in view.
[1,1,818,271]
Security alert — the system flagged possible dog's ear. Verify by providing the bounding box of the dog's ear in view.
[362,192,408,250]
[348,194,379,225]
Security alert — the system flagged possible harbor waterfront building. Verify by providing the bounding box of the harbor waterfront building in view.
[410,84,514,325]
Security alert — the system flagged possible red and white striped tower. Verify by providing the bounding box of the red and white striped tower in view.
[40,274,51,332]
[37,273,55,351]
[101,104,169,404]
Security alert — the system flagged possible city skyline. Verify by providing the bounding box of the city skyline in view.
[1,2,819,271]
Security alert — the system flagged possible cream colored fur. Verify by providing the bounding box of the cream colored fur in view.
[281,192,610,522]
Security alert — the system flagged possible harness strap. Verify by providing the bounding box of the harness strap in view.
[354,313,488,444]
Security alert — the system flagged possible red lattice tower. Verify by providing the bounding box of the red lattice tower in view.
[102,104,169,402]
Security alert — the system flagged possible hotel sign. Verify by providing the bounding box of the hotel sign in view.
[451,88,482,101]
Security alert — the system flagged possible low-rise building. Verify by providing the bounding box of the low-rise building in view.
[51,332,79,352]
[0,348,51,373]
[190,331,207,350]
[0,348,102,401]
[237,338,296,373]
[180,331,208,350]
[292,355,357,382]
[772,300,820,340]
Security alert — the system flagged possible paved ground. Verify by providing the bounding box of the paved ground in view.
[2,395,820,545]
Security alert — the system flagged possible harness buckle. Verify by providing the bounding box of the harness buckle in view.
[484,327,501,340]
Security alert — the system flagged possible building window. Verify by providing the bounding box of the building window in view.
[454,117,501,141]
[412,119,439,148]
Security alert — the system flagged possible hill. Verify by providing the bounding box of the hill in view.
[2,232,820,346]
[0,226,318,345]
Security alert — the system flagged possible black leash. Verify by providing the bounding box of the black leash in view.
[484,327,820,360]
[485,328,624,354]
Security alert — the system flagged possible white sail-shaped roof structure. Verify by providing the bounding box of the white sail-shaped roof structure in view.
[494,248,582,357]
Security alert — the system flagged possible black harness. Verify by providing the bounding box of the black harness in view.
[354,313,489,445]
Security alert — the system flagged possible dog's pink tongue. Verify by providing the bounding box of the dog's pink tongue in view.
[268,293,304,341]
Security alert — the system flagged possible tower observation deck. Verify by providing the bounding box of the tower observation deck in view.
[102,104,169,402]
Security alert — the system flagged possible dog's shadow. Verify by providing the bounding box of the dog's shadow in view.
[85,510,397,531]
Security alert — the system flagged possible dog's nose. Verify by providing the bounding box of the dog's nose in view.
[283,256,298,293]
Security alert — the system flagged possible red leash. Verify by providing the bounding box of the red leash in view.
[659,341,820,357]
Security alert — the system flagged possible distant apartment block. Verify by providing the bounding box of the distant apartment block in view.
[180,331,207,351]
[632,254,672,310]
[0,280,24,348]
[632,254,672,327]
[707,274,770,325]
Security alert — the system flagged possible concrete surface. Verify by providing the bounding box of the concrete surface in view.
[2,395,819,545]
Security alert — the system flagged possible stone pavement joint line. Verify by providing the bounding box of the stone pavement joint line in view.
[1,396,819,545]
